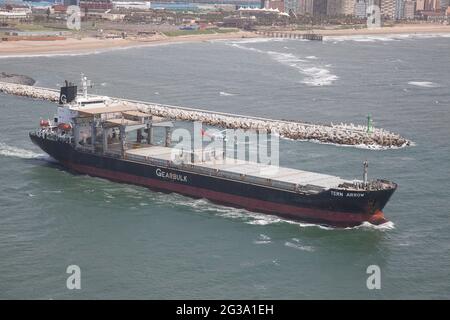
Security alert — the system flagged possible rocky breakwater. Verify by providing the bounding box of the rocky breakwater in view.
[131,102,411,149]
[0,81,59,102]
[0,81,411,149]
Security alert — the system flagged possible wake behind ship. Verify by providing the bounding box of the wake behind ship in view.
[30,77,397,227]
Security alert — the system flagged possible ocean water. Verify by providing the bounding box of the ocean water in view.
[0,35,449,299]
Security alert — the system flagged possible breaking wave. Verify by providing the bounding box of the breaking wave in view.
[218,37,285,45]
[253,233,272,244]
[346,221,395,231]
[284,238,315,252]
[144,193,395,231]
[267,51,338,86]
[0,142,45,159]
[408,81,439,88]
[219,91,237,96]
[225,40,338,86]
[325,33,450,43]
[92,179,396,232]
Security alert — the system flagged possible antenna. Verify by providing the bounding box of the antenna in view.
[363,160,368,185]
[81,73,88,99]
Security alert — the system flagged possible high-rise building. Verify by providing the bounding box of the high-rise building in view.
[366,0,382,9]
[285,0,299,13]
[313,0,328,14]
[295,0,327,15]
[380,0,396,17]
[266,0,285,11]
[395,0,405,18]
[64,0,79,6]
[327,0,343,15]
[305,0,314,13]
[298,0,314,14]
[342,0,356,15]
[423,0,439,10]
[79,0,113,10]
[404,0,416,17]
[297,0,307,14]
[354,0,367,17]
[416,0,425,10]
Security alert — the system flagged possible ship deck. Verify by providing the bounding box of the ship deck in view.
[124,145,347,190]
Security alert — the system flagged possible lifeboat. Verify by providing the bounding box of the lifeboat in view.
[58,123,72,131]
[40,119,49,127]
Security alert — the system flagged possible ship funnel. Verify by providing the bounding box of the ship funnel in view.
[59,81,77,105]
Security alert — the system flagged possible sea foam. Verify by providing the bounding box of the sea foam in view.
[226,40,338,86]
[325,33,450,43]
[219,91,237,96]
[0,142,44,159]
[284,239,315,252]
[408,81,438,88]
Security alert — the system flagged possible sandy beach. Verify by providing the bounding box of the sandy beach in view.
[312,23,450,36]
[0,31,257,57]
[1,24,450,57]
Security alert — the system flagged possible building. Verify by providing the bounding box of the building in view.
[63,0,79,6]
[367,0,381,8]
[424,0,440,10]
[342,0,356,14]
[416,0,424,10]
[0,11,29,20]
[112,1,151,10]
[295,0,328,15]
[404,0,416,18]
[415,0,440,10]
[395,0,405,18]
[284,0,299,13]
[52,4,68,13]
[79,0,113,10]
[196,4,236,11]
[312,0,327,15]
[354,0,367,17]
[0,4,31,20]
[150,2,198,11]
[327,0,342,15]
[297,0,307,14]
[101,12,126,20]
[380,0,396,17]
[265,0,285,11]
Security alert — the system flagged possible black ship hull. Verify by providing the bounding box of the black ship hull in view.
[30,134,396,227]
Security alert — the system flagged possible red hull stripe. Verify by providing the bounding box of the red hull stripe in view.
[63,161,376,224]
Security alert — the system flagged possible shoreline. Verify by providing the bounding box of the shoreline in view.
[0,31,258,57]
[302,24,450,36]
[1,25,450,57]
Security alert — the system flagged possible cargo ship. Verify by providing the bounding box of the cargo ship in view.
[30,77,397,227]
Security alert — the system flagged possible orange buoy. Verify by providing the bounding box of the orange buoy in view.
[58,123,72,131]
[40,119,49,127]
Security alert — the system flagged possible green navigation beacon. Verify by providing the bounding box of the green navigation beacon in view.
[367,114,374,134]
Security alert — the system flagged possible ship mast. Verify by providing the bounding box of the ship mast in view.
[80,73,90,99]
[363,160,368,185]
